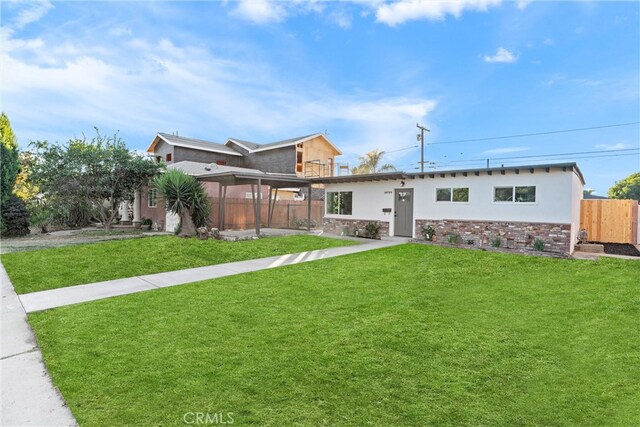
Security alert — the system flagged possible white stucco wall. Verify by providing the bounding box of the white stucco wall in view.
[324,168,583,240]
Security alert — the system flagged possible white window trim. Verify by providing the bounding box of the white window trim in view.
[434,187,470,204]
[492,185,537,204]
[326,191,353,216]
[147,189,157,208]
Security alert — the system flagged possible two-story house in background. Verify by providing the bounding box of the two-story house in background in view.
[138,132,344,230]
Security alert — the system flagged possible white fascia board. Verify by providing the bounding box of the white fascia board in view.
[159,134,242,156]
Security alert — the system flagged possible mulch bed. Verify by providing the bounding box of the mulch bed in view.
[596,243,640,257]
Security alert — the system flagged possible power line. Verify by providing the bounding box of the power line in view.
[428,121,640,145]
[430,152,639,169]
[395,151,639,171]
[387,144,418,154]
[433,148,639,165]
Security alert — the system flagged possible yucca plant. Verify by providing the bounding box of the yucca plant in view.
[153,169,210,237]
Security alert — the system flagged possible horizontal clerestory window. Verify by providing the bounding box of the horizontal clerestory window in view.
[326,191,352,215]
[436,187,469,202]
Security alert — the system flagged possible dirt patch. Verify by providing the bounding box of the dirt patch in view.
[0,229,170,254]
[596,243,640,257]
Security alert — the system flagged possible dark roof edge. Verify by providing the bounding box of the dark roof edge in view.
[312,163,585,185]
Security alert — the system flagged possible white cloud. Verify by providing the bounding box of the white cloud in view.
[483,47,517,63]
[1,29,436,156]
[516,0,531,10]
[482,147,530,155]
[543,37,554,45]
[328,9,353,28]
[375,0,501,26]
[10,0,53,30]
[595,143,633,150]
[232,0,287,24]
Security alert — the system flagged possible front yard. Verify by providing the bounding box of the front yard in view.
[28,244,640,426]
[1,235,356,294]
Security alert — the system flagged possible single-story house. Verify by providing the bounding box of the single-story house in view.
[313,162,585,255]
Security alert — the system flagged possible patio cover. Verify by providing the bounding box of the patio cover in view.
[196,169,313,234]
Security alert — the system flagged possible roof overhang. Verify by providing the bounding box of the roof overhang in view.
[147,134,243,156]
[312,163,585,186]
[197,171,311,188]
[312,171,412,184]
[226,134,342,156]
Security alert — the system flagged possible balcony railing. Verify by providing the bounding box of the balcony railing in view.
[303,160,350,178]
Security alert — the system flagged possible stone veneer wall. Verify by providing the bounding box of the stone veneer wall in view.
[323,218,390,237]
[415,219,572,254]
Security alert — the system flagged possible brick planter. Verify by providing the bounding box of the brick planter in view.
[415,219,572,255]
[323,218,390,237]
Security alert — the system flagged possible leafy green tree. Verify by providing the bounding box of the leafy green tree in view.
[608,172,640,201]
[153,169,210,237]
[29,129,161,231]
[1,113,22,234]
[351,149,396,175]
[14,151,39,202]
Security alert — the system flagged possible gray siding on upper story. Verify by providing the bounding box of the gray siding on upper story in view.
[153,140,174,163]
[173,146,245,167]
[153,139,296,173]
[225,141,297,174]
[244,147,297,174]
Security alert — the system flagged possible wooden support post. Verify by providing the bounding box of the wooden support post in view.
[250,184,257,224]
[268,188,278,227]
[256,179,262,235]
[307,184,312,231]
[221,185,227,230]
[267,187,273,228]
[218,184,223,229]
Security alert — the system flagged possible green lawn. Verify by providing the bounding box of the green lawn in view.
[29,245,640,426]
[1,235,355,294]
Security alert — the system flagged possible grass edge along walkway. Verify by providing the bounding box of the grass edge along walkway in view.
[1,234,357,294]
[19,239,404,313]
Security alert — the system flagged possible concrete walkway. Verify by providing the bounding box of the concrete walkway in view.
[2,237,406,426]
[20,238,407,313]
[1,264,77,426]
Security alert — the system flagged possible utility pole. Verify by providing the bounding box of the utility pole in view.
[416,123,430,173]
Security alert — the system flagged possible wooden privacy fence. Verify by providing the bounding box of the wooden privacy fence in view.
[580,199,639,244]
[209,198,324,230]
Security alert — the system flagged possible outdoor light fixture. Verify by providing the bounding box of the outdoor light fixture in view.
[400,180,405,187]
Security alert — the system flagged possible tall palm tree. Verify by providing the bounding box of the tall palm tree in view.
[351,149,396,175]
[153,169,210,237]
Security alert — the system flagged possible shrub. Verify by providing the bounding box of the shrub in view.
[293,217,317,229]
[491,236,502,248]
[421,225,436,241]
[1,195,30,237]
[153,169,210,237]
[446,233,460,244]
[29,203,55,233]
[533,238,545,251]
[364,222,382,239]
[141,217,153,226]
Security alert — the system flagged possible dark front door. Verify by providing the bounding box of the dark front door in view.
[394,189,414,237]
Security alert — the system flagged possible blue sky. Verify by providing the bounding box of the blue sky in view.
[1,0,638,194]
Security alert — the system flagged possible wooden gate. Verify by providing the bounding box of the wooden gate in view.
[580,199,639,244]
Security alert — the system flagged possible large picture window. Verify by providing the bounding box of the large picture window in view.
[326,191,352,215]
[494,186,536,203]
[436,187,469,202]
